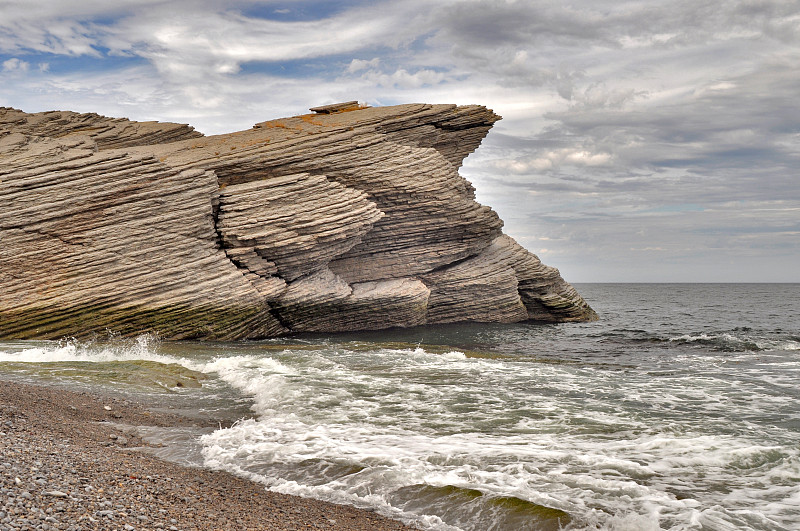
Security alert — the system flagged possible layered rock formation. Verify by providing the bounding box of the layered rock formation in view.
[0,103,597,340]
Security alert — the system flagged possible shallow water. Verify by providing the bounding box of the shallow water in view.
[1,284,798,530]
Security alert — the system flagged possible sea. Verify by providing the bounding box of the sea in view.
[1,283,798,531]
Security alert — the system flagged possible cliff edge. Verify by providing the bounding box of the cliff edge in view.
[0,103,597,340]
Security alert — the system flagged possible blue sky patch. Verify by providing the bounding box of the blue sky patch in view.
[240,0,368,22]
[0,51,145,75]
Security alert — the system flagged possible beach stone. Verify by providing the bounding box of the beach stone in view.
[0,103,597,340]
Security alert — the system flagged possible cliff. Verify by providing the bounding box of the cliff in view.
[0,103,597,340]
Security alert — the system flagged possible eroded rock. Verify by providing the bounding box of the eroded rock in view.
[0,103,597,340]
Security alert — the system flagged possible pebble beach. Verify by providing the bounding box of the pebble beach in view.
[0,380,413,531]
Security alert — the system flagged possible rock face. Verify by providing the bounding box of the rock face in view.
[0,103,597,340]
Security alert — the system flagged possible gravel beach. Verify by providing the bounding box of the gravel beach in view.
[0,380,414,531]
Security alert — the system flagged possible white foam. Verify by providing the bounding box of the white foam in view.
[0,334,178,366]
[193,341,800,530]
[759,339,800,351]
[668,332,800,352]
[441,351,467,361]
[669,333,716,343]
[579,510,662,531]
[0,342,79,363]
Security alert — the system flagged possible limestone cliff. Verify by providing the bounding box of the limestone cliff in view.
[0,103,597,340]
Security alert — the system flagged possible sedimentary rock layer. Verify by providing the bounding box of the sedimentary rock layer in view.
[0,103,597,340]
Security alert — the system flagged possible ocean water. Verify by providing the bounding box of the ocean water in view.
[1,283,798,530]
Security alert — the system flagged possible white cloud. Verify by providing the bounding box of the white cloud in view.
[358,68,447,89]
[488,148,613,174]
[99,2,433,85]
[2,57,29,72]
[347,57,380,73]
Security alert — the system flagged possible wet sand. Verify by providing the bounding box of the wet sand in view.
[0,379,414,530]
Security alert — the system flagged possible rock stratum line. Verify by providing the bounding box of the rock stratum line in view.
[0,103,597,340]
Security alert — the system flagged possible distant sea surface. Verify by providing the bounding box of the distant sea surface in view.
[1,284,798,531]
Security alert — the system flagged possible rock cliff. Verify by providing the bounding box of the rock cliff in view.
[0,103,597,340]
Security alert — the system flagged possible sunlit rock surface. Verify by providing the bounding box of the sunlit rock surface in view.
[0,103,597,340]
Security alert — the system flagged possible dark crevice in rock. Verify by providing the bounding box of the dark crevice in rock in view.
[266,304,294,334]
[423,252,480,276]
[210,178,225,251]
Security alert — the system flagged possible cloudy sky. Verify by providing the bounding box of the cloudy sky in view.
[2,0,798,282]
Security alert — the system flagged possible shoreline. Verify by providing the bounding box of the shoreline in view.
[0,379,414,530]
